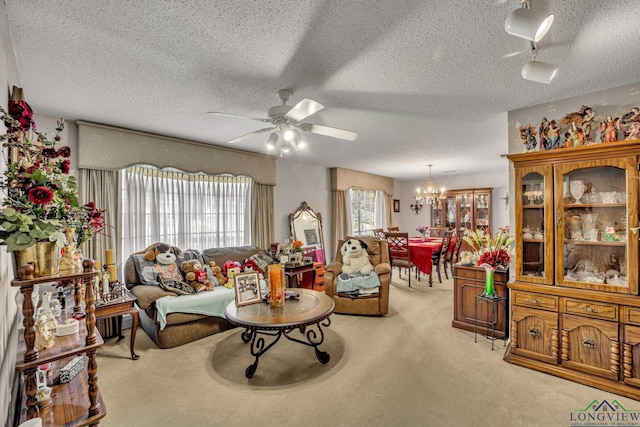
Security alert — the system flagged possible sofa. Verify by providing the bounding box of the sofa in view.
[124,245,261,348]
[324,236,391,315]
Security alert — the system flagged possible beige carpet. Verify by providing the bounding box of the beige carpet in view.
[97,273,636,427]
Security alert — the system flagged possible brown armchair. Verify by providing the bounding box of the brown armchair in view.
[324,236,391,315]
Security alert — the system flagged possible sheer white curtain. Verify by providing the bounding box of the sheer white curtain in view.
[121,166,251,257]
[374,190,388,230]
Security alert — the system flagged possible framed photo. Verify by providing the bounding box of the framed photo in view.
[304,228,318,245]
[303,256,313,264]
[393,199,400,212]
[234,272,262,306]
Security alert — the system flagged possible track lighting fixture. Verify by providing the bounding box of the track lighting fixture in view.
[506,1,557,84]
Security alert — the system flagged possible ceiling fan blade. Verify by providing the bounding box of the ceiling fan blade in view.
[299,123,358,141]
[227,127,276,144]
[285,98,324,122]
[208,111,270,122]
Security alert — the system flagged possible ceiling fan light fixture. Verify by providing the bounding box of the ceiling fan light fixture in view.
[266,132,278,150]
[282,128,295,142]
[505,6,554,42]
[521,60,558,84]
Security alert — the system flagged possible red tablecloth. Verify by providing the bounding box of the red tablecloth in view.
[408,237,455,275]
[408,241,442,275]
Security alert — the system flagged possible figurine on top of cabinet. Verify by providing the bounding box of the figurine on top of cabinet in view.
[561,105,596,142]
[545,120,562,150]
[600,115,620,143]
[619,107,640,141]
[538,118,549,149]
[517,122,537,152]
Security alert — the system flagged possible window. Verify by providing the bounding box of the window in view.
[349,188,376,236]
[121,165,251,256]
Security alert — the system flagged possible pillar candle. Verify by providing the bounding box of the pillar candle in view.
[107,265,117,282]
[105,249,114,265]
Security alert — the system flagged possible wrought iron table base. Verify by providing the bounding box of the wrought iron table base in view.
[240,318,331,378]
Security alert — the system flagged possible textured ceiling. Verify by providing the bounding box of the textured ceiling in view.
[5,1,640,181]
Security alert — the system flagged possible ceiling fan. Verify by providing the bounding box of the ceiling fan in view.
[208,90,358,155]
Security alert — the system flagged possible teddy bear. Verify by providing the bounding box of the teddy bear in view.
[137,242,184,283]
[340,239,374,275]
[180,259,214,292]
[225,266,241,288]
[209,261,227,286]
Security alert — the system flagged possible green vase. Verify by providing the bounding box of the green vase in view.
[484,268,495,297]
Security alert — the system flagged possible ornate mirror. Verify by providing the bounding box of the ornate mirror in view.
[289,201,325,264]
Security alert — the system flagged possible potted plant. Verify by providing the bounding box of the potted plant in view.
[462,226,514,297]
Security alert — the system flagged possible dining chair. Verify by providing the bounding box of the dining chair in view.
[448,229,465,278]
[387,226,399,232]
[431,230,453,283]
[385,232,418,286]
[373,228,385,239]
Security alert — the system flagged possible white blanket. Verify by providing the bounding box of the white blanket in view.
[155,287,235,330]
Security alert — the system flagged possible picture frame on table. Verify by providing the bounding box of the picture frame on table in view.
[234,272,262,306]
[303,256,313,264]
[393,199,400,212]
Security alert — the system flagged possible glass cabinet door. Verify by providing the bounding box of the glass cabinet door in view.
[445,195,457,229]
[431,199,444,227]
[474,190,491,232]
[457,192,473,231]
[516,165,554,284]
[554,157,638,294]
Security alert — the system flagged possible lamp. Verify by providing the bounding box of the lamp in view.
[505,1,554,42]
[265,126,307,156]
[521,42,558,84]
[413,164,445,210]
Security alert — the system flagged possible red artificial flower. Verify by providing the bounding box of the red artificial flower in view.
[42,148,58,158]
[60,160,70,174]
[8,99,34,131]
[28,186,55,204]
[478,248,510,269]
[57,146,71,157]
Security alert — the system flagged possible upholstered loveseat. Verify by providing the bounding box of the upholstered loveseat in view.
[324,236,391,315]
[124,245,261,348]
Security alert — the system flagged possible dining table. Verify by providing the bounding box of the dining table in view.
[408,236,454,285]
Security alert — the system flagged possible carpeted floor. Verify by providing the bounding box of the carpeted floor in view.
[97,274,637,427]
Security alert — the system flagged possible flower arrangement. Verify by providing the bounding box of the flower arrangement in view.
[292,240,303,252]
[462,226,514,269]
[416,225,429,236]
[0,88,105,252]
[602,226,620,242]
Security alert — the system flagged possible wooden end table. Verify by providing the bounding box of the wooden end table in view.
[284,262,316,289]
[225,288,334,378]
[95,289,140,360]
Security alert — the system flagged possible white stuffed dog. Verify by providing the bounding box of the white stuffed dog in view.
[341,239,373,275]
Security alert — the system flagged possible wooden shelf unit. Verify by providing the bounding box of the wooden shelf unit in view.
[505,139,640,401]
[12,260,106,426]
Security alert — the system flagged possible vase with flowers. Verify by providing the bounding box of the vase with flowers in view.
[462,226,514,297]
[416,225,429,241]
[0,86,105,275]
[292,240,303,263]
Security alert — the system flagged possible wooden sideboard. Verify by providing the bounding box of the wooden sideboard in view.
[452,264,509,339]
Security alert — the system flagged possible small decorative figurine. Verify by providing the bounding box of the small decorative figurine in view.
[561,105,596,142]
[619,107,640,140]
[517,122,538,152]
[34,291,57,350]
[600,115,620,143]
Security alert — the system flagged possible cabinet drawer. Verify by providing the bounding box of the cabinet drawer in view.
[513,290,558,311]
[563,299,618,321]
[622,307,640,326]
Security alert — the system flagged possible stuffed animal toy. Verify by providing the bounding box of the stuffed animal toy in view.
[209,261,227,285]
[138,242,183,282]
[225,266,241,289]
[180,259,214,292]
[340,239,373,275]
[242,259,261,274]
[223,260,241,276]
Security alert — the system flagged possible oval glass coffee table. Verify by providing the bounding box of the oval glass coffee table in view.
[225,288,335,378]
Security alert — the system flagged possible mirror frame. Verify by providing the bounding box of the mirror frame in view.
[289,201,325,264]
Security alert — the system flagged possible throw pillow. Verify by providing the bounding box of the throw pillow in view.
[247,250,278,274]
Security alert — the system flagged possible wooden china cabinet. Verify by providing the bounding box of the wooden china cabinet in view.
[505,140,640,400]
[12,260,106,426]
[431,188,492,233]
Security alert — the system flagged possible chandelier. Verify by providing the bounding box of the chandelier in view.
[265,125,306,157]
[414,164,445,207]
